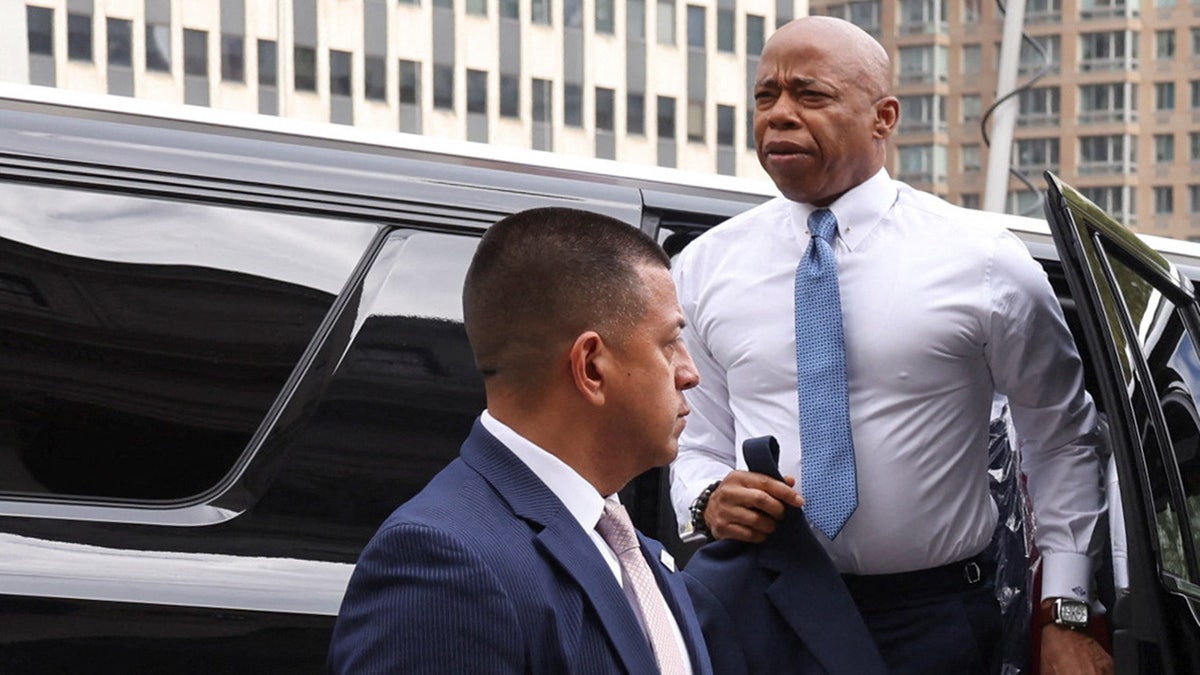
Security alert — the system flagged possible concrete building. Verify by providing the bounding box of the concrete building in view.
[813,0,1200,240]
[9,0,809,183]
[9,1,1200,239]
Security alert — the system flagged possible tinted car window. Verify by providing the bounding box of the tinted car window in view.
[249,229,486,553]
[0,181,377,502]
[1102,249,1198,583]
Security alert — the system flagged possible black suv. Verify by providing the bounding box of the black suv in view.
[0,86,1197,673]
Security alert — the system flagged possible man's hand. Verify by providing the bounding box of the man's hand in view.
[704,470,804,543]
[1040,624,1113,675]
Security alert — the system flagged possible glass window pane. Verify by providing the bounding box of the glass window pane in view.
[467,69,488,114]
[500,75,519,117]
[595,87,615,131]
[330,50,352,96]
[565,83,583,126]
[258,40,277,86]
[717,9,734,52]
[295,46,316,91]
[184,29,208,77]
[399,60,421,105]
[596,0,614,34]
[221,34,244,82]
[627,93,645,135]
[433,64,454,109]
[657,0,675,45]
[27,6,54,56]
[657,95,676,138]
[365,56,386,100]
[68,13,93,62]
[146,23,171,72]
[107,18,133,68]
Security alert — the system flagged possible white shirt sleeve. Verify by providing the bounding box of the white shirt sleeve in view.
[985,230,1106,602]
[669,256,738,532]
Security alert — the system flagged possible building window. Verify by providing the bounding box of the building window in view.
[467,69,487,114]
[330,50,352,96]
[466,0,487,16]
[564,83,583,126]
[1192,28,1200,57]
[500,75,519,117]
[68,12,93,62]
[531,0,552,25]
[1080,134,1130,170]
[1190,185,1200,214]
[258,40,277,86]
[596,0,614,33]
[961,193,981,209]
[1016,137,1060,171]
[532,78,552,122]
[1026,0,1062,21]
[1019,34,1060,75]
[1079,82,1134,123]
[595,87,615,131]
[962,144,981,172]
[961,94,982,123]
[565,0,583,27]
[899,45,948,84]
[899,0,946,34]
[1080,186,1132,216]
[107,18,133,68]
[716,104,735,146]
[221,35,245,82]
[746,14,765,55]
[500,0,519,19]
[1156,81,1176,111]
[294,46,317,91]
[899,94,946,133]
[686,5,705,48]
[433,64,454,109]
[628,0,645,39]
[687,101,704,142]
[961,44,982,76]
[1155,134,1175,163]
[364,56,386,100]
[184,29,208,77]
[717,9,734,53]
[1018,86,1060,126]
[657,0,675,45]
[627,93,645,135]
[963,0,982,22]
[1191,132,1200,161]
[658,96,676,140]
[1080,30,1137,72]
[146,21,171,72]
[399,59,421,105]
[27,6,54,56]
[1156,29,1176,59]
[1154,186,1174,215]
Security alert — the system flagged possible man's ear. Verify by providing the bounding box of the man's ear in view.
[873,96,900,139]
[569,331,608,406]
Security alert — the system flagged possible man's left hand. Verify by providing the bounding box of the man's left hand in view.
[1039,625,1113,675]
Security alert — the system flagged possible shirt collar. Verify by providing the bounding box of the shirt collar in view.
[788,168,898,252]
[480,410,608,532]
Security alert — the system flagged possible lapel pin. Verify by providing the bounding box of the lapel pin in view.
[659,549,676,572]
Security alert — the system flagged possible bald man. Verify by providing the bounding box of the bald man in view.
[672,16,1112,674]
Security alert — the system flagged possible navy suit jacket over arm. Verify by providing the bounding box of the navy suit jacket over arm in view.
[328,421,713,674]
[682,437,886,675]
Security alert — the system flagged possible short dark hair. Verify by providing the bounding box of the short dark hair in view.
[463,206,670,382]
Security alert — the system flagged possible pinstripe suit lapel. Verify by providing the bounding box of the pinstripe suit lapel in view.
[460,421,659,674]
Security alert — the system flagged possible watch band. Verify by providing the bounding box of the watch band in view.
[684,480,722,542]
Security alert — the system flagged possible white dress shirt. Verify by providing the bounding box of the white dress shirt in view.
[480,411,693,672]
[669,169,1105,602]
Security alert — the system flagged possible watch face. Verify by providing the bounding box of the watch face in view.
[1058,601,1089,626]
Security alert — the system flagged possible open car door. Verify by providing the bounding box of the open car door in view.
[1042,172,1200,674]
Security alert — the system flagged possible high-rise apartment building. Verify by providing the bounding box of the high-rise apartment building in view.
[9,0,808,183]
[813,0,1200,240]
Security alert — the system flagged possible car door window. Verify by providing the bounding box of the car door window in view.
[1101,250,1200,585]
[0,180,377,502]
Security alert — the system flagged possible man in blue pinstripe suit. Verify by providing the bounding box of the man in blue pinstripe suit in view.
[329,207,713,674]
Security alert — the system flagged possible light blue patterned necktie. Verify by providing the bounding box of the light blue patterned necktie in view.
[795,208,857,540]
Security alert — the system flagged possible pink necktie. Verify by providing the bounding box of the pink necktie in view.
[596,502,690,674]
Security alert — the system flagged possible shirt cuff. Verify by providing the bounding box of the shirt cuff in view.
[1040,552,1092,602]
